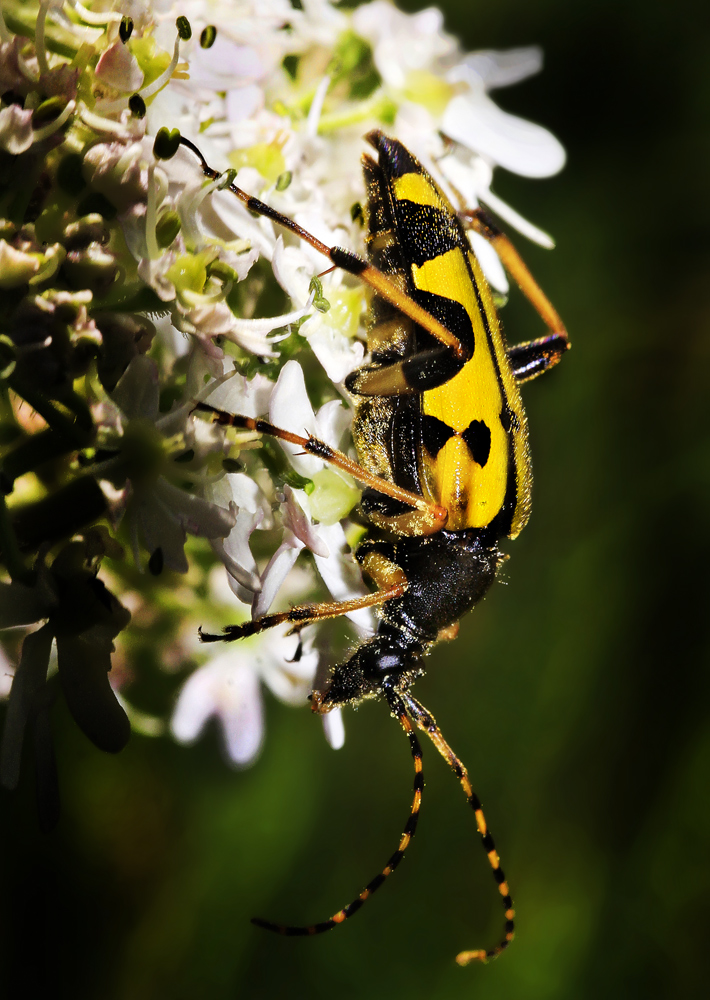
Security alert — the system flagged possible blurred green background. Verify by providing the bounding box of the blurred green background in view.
[2,1,709,997]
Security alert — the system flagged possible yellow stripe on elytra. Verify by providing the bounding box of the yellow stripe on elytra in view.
[412,247,509,531]
[467,249,532,538]
[393,172,446,209]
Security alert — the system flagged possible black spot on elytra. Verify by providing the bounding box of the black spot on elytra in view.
[461,420,491,467]
[421,414,454,457]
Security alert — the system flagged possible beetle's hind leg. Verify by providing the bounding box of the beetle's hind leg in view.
[460,207,569,383]
[193,402,447,529]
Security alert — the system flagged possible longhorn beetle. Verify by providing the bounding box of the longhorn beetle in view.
[166,127,569,964]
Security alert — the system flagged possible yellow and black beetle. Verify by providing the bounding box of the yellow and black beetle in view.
[169,128,569,964]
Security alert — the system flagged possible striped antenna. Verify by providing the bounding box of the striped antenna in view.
[251,691,423,936]
[401,691,515,965]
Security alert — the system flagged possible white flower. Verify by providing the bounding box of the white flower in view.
[210,471,272,601]
[0,645,14,701]
[269,359,351,478]
[272,239,366,382]
[197,365,277,596]
[352,2,456,90]
[443,48,566,178]
[94,41,144,93]
[252,485,329,619]
[171,624,319,767]
[0,104,34,155]
[0,0,566,770]
[94,355,236,572]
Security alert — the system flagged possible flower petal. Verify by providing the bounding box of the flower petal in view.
[220,666,265,767]
[154,479,237,540]
[322,707,345,750]
[455,47,543,90]
[0,105,34,156]
[56,633,131,754]
[171,655,265,767]
[269,360,321,477]
[442,93,566,178]
[306,323,365,383]
[204,370,275,420]
[0,624,53,790]
[312,522,374,633]
[314,398,351,451]
[469,231,509,294]
[217,504,264,596]
[282,487,330,557]
[111,355,160,421]
[95,41,144,93]
[252,540,302,619]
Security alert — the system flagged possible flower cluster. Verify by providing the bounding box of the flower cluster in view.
[0,0,564,821]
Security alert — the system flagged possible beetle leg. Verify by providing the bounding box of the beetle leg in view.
[344,345,466,397]
[460,206,569,380]
[193,402,447,529]
[199,583,406,643]
[505,333,570,384]
[179,135,468,361]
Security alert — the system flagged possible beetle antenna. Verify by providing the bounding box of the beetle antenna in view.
[251,691,423,936]
[401,691,515,965]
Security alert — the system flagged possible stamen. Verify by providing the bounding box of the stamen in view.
[138,31,182,100]
[177,175,226,251]
[35,0,56,78]
[306,75,331,138]
[29,245,66,285]
[32,99,76,144]
[78,103,132,138]
[99,22,186,114]
[144,162,161,262]
[67,0,122,26]
[480,186,555,249]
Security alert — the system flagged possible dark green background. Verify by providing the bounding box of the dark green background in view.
[2,1,709,996]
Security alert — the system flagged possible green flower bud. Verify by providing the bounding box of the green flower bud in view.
[156,211,182,248]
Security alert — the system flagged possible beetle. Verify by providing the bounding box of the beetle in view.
[176,128,569,964]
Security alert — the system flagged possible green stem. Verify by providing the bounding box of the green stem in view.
[2,2,82,60]
[10,475,108,553]
[62,388,93,432]
[1,428,78,488]
[8,379,94,449]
